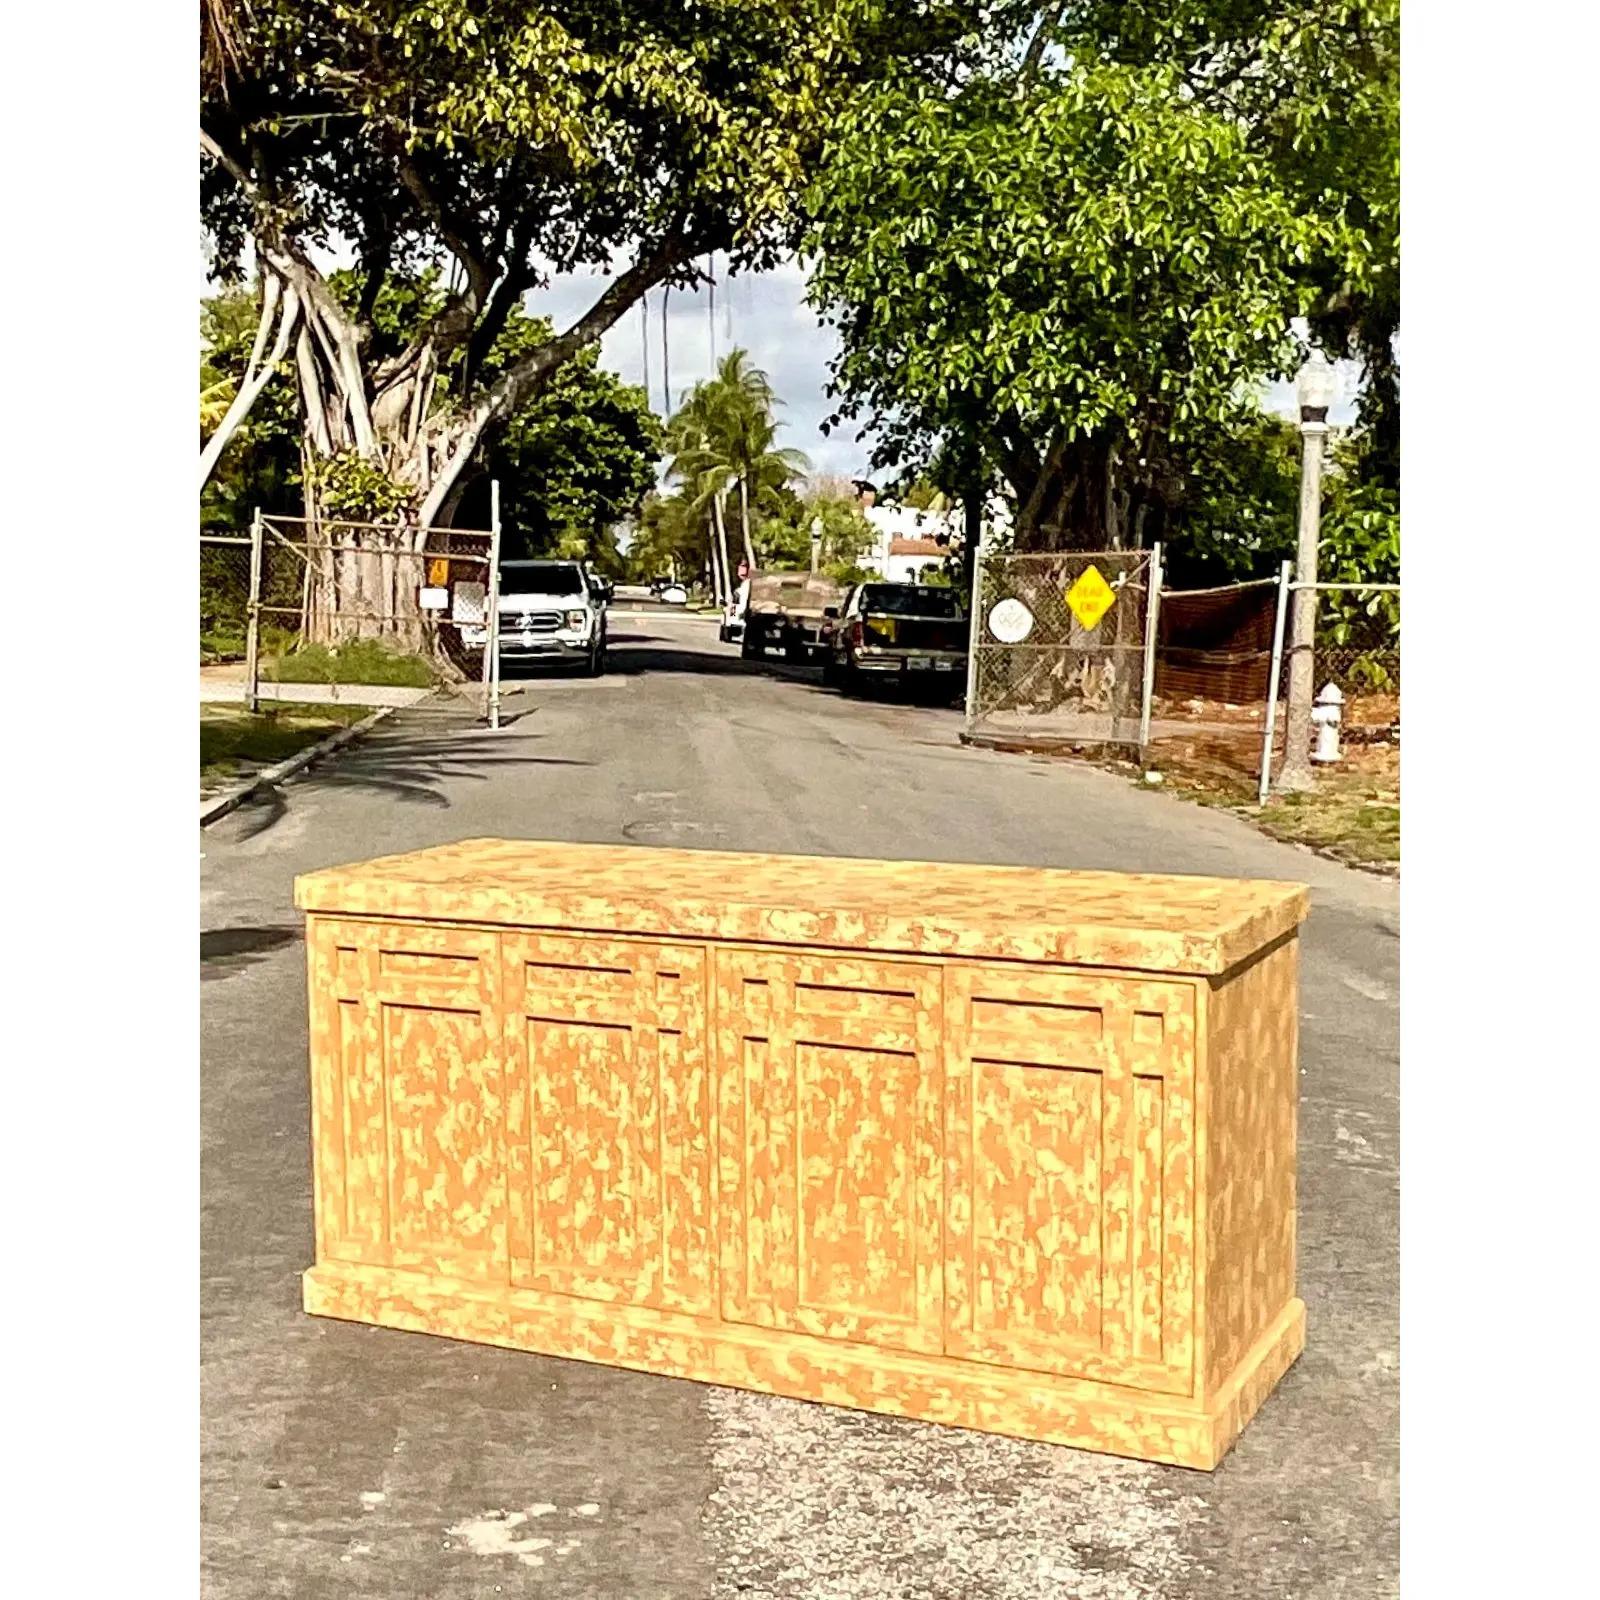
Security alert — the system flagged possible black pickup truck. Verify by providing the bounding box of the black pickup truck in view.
[821,581,968,695]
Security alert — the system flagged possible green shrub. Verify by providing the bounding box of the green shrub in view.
[265,638,437,687]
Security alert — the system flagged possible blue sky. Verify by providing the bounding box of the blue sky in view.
[513,255,1362,475]
[203,247,1362,478]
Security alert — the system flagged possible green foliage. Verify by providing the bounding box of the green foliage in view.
[661,349,810,580]
[309,451,414,523]
[1077,2,1401,491]
[804,2,1397,545]
[1161,409,1302,586]
[483,315,661,565]
[754,484,876,572]
[1159,405,1399,630]
[264,639,438,687]
[202,279,660,562]
[203,2,1005,296]
[203,3,1009,550]
[626,491,708,585]
[1319,438,1399,679]
[200,286,301,531]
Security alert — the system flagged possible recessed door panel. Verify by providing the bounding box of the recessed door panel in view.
[503,933,712,1314]
[944,965,1195,1393]
[715,949,943,1354]
[307,918,506,1282]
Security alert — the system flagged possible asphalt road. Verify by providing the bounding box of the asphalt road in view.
[201,608,1398,1599]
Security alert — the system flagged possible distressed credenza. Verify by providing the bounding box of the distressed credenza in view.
[295,840,1309,1470]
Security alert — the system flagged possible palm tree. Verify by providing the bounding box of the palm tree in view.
[663,385,738,603]
[664,352,808,583]
[714,352,810,569]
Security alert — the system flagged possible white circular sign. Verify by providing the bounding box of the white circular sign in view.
[987,598,1034,644]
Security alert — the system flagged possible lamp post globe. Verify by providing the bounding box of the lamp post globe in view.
[1296,351,1339,422]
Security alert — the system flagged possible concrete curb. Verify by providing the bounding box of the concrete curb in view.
[200,706,395,828]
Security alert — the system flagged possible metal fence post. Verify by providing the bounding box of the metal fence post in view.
[1138,542,1163,752]
[483,480,503,729]
[244,507,264,713]
[962,523,989,739]
[1258,560,1294,807]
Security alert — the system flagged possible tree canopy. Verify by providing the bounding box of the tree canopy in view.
[804,0,1399,551]
[200,0,1004,537]
[661,349,810,598]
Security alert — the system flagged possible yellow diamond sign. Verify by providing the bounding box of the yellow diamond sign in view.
[1065,564,1116,631]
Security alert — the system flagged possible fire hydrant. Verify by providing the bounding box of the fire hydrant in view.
[1311,683,1345,764]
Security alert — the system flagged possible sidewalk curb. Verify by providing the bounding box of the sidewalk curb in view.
[200,706,395,828]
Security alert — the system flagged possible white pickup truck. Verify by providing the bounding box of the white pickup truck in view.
[474,558,608,675]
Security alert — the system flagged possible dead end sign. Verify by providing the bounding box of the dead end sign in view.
[1065,564,1117,631]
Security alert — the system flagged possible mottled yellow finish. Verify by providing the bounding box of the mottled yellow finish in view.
[942,966,1196,1396]
[299,841,1308,1470]
[294,839,1309,976]
[1199,936,1300,1396]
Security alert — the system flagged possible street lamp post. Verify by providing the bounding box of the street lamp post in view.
[1276,352,1339,793]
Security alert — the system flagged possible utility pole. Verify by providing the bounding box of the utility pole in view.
[640,295,650,413]
[661,287,671,415]
[1277,353,1338,792]
[707,252,717,372]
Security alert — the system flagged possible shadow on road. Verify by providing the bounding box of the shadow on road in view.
[769,663,966,712]
[200,924,301,982]
[607,645,763,678]
[224,721,592,841]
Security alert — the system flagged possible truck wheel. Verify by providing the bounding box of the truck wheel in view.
[741,627,761,661]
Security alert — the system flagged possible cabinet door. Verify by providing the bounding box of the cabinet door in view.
[308,918,506,1283]
[944,965,1195,1393]
[715,949,943,1354]
[503,933,713,1314]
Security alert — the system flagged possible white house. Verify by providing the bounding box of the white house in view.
[851,481,1011,581]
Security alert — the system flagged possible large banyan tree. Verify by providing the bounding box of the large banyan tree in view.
[199,0,1005,627]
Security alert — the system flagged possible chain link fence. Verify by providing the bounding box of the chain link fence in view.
[200,513,504,724]
[1144,574,1288,787]
[1134,568,1398,799]
[964,549,1157,750]
[1259,581,1399,802]
[200,534,255,661]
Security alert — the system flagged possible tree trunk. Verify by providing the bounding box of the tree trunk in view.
[201,133,699,661]
[707,509,725,605]
[199,276,300,489]
[1006,430,1132,552]
[738,475,756,572]
[710,492,734,606]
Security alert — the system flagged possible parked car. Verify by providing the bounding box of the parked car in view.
[741,570,846,662]
[823,581,967,694]
[490,558,607,674]
[659,583,689,605]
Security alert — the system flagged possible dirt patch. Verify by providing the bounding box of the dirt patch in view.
[1091,693,1401,871]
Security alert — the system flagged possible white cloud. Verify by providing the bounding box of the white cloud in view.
[204,244,1374,473]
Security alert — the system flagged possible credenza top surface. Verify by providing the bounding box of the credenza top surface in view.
[295,838,1308,976]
